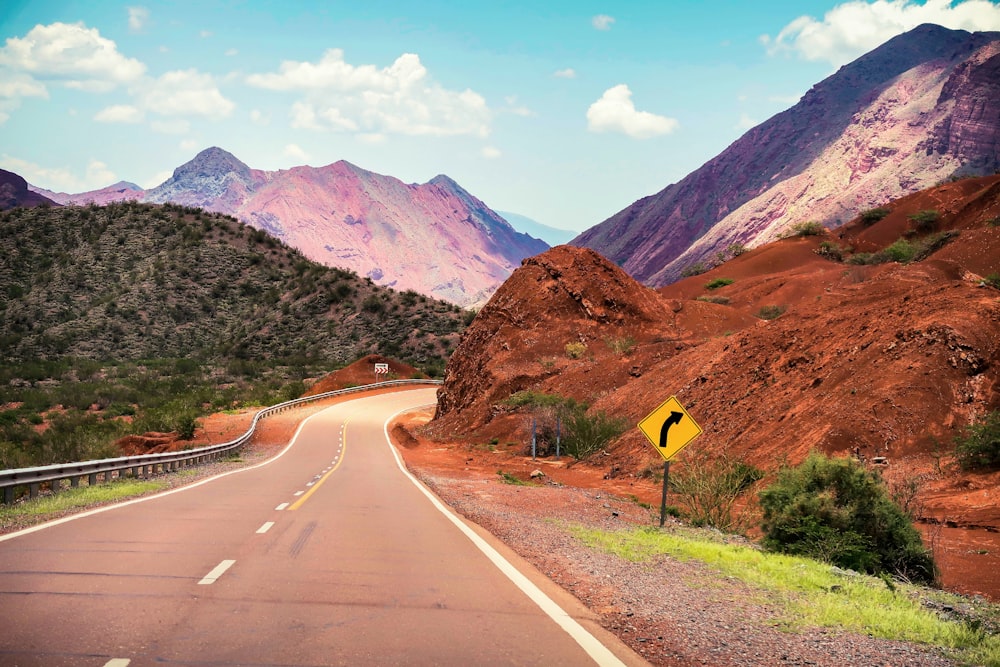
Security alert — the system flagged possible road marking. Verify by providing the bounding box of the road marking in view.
[383,405,627,667]
[0,400,350,543]
[256,521,275,534]
[288,419,349,511]
[294,491,304,496]
[306,482,315,487]
[199,559,235,585]
[275,503,289,511]
[104,660,130,667]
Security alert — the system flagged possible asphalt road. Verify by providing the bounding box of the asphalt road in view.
[0,388,644,667]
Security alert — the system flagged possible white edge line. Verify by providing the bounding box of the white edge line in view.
[275,502,290,510]
[198,559,236,585]
[0,404,341,543]
[104,660,130,667]
[256,521,275,534]
[382,401,627,667]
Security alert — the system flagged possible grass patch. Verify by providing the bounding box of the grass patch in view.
[704,278,734,290]
[497,470,535,486]
[568,525,1000,665]
[0,478,166,529]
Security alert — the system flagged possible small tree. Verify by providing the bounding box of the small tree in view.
[759,452,936,584]
[954,411,1000,470]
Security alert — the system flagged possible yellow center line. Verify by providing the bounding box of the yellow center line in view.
[288,420,348,511]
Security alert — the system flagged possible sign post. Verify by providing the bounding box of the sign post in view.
[637,396,703,527]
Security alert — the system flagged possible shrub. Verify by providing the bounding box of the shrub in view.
[565,341,587,359]
[726,243,748,257]
[559,405,626,459]
[859,207,891,226]
[681,262,710,278]
[816,241,845,261]
[756,305,786,320]
[954,411,1000,470]
[882,238,917,263]
[984,273,1000,290]
[697,295,730,305]
[759,452,936,584]
[669,452,763,532]
[604,335,636,356]
[786,221,825,237]
[908,209,940,233]
[705,278,734,290]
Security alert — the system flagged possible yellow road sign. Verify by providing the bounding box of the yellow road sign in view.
[638,396,702,461]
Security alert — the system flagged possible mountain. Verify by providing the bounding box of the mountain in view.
[431,174,1000,530]
[30,181,144,206]
[0,169,57,210]
[138,148,547,306]
[496,210,577,246]
[0,200,466,371]
[572,24,1000,286]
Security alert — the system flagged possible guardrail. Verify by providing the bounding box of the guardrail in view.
[0,379,441,504]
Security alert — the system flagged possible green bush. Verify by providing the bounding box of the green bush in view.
[786,221,825,237]
[705,278,734,290]
[564,341,587,359]
[859,207,891,226]
[883,238,917,263]
[759,452,936,584]
[816,241,845,262]
[756,305,786,320]
[559,405,626,460]
[697,295,730,305]
[604,335,636,356]
[681,262,709,278]
[907,209,940,233]
[954,411,1000,470]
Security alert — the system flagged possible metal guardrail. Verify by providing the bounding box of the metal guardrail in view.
[0,379,441,504]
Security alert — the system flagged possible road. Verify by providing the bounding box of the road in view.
[0,388,644,666]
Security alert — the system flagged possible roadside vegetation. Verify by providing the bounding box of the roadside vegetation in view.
[570,523,1000,666]
[503,390,627,459]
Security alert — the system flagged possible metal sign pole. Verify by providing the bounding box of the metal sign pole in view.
[531,418,536,461]
[659,460,670,527]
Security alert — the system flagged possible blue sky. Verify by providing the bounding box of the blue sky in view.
[2,1,999,233]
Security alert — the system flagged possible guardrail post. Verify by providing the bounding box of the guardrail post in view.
[70,476,80,488]
[29,483,39,499]
[89,473,97,486]
[3,487,13,504]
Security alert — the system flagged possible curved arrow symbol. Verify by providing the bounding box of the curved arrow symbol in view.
[659,411,684,449]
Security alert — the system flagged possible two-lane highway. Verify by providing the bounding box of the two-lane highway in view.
[0,388,644,666]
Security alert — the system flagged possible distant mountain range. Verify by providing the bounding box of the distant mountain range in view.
[496,211,577,246]
[28,148,548,307]
[573,24,1000,286]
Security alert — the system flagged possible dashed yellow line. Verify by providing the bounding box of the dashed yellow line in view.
[287,421,348,511]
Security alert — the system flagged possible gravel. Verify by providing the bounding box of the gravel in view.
[408,470,960,667]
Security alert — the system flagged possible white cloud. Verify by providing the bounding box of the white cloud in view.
[736,113,757,131]
[94,104,143,123]
[0,72,47,99]
[128,7,150,32]
[225,48,239,57]
[140,69,235,119]
[284,143,310,162]
[0,154,116,191]
[481,146,501,159]
[249,109,269,125]
[143,170,172,189]
[180,138,198,152]
[586,84,678,139]
[763,0,1000,67]
[247,49,490,137]
[0,22,146,89]
[502,95,533,117]
[592,14,616,31]
[554,68,577,79]
[200,30,213,38]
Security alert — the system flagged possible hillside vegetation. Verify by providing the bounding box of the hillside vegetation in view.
[0,201,469,468]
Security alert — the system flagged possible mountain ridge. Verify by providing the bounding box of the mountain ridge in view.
[573,24,1000,286]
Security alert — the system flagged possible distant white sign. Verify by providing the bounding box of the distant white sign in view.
[374,363,389,375]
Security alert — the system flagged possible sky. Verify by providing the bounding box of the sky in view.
[2,1,1000,233]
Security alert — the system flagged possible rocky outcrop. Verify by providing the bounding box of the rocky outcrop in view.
[30,181,144,206]
[573,24,1000,287]
[0,169,57,210]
